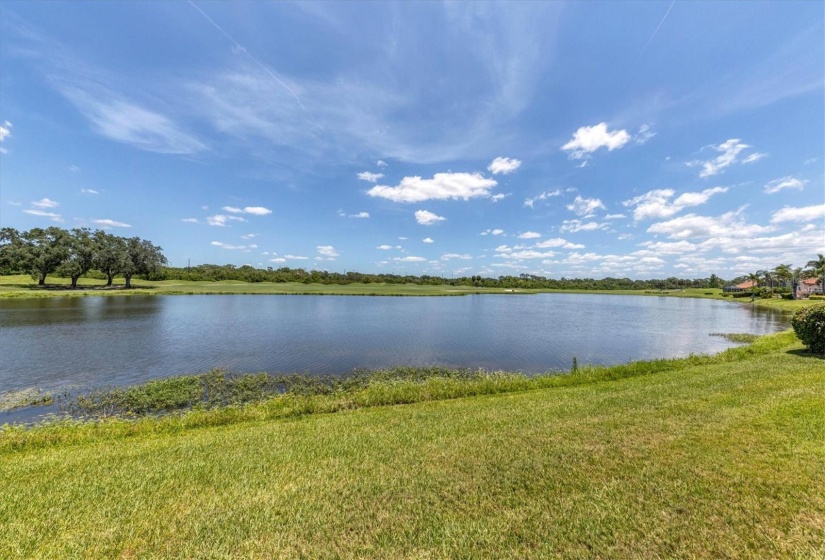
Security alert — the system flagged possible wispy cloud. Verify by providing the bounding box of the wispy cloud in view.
[93,218,131,228]
[58,84,206,155]
[222,206,272,215]
[211,241,256,250]
[31,198,59,209]
[23,209,63,222]
[764,176,807,194]
[357,171,384,183]
[0,121,12,152]
[686,139,759,178]
[207,214,246,227]
[524,189,561,208]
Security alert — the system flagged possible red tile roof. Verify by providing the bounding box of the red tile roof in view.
[735,280,757,289]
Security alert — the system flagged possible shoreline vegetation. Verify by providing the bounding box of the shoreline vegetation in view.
[0,274,814,312]
[1,329,823,557]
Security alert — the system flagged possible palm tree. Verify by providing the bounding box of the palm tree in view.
[763,269,775,297]
[806,254,825,296]
[774,264,792,291]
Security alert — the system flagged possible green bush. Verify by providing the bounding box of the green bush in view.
[791,304,825,355]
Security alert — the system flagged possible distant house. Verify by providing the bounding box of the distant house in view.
[723,280,757,293]
[797,278,824,297]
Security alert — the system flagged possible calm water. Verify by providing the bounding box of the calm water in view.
[0,293,788,393]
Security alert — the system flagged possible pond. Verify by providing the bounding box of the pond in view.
[0,293,789,394]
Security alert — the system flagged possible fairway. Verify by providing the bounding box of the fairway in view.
[2,332,823,558]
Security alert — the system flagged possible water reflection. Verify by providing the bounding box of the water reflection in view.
[0,294,789,393]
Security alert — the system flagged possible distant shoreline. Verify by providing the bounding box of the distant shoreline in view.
[0,274,815,312]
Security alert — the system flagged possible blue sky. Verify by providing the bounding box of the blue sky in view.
[0,1,823,279]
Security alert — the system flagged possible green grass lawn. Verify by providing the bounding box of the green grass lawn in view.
[2,331,823,558]
[0,274,509,297]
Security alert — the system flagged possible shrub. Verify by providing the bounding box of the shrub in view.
[791,304,825,355]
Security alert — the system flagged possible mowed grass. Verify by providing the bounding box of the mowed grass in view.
[0,275,509,297]
[1,332,823,558]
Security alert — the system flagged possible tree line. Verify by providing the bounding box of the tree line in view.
[0,227,167,288]
[160,263,729,291]
[2,227,822,294]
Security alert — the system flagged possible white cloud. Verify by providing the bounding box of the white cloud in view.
[490,193,509,202]
[687,139,757,178]
[349,211,370,219]
[243,206,272,215]
[81,188,99,195]
[393,256,427,262]
[487,157,522,175]
[566,195,606,218]
[635,124,656,145]
[742,152,767,164]
[31,198,59,209]
[377,245,394,250]
[211,241,249,250]
[376,160,388,167]
[441,253,472,260]
[269,258,286,263]
[535,238,585,249]
[316,245,339,258]
[93,218,131,228]
[0,121,11,142]
[524,190,561,208]
[561,122,630,159]
[804,158,819,165]
[764,176,807,194]
[181,218,199,223]
[415,210,446,225]
[637,240,698,255]
[59,86,205,155]
[498,250,558,260]
[357,171,384,183]
[647,211,773,239]
[518,231,541,239]
[367,172,497,203]
[605,213,626,220]
[207,214,246,227]
[241,233,258,239]
[222,206,272,216]
[559,220,607,233]
[422,238,434,244]
[23,209,63,222]
[284,255,308,260]
[623,187,728,221]
[491,229,504,236]
[770,204,825,224]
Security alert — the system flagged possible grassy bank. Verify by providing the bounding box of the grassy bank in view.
[2,331,823,558]
[0,275,815,312]
[0,275,512,297]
